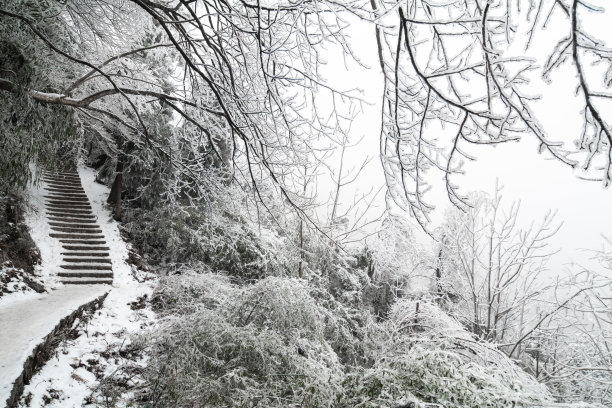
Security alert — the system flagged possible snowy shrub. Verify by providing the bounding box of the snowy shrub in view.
[140,276,345,407]
[327,265,369,306]
[356,298,554,408]
[0,192,40,273]
[122,204,288,280]
[341,346,549,408]
[133,271,561,408]
[0,32,80,189]
[151,270,236,315]
[389,299,469,339]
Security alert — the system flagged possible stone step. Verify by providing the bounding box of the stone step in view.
[60,278,112,285]
[44,180,83,188]
[47,203,92,209]
[47,198,89,206]
[51,227,103,234]
[46,197,89,204]
[47,203,92,212]
[47,202,92,208]
[49,217,95,223]
[63,257,111,263]
[45,195,89,201]
[46,195,88,200]
[59,239,107,245]
[45,184,83,191]
[45,182,85,193]
[62,245,110,251]
[48,210,94,216]
[44,170,79,175]
[47,212,95,219]
[44,178,82,185]
[58,271,113,278]
[43,170,78,175]
[48,217,98,224]
[44,177,81,183]
[44,186,85,192]
[45,185,84,191]
[60,264,112,270]
[44,176,81,182]
[45,188,87,195]
[49,222,100,229]
[45,174,80,179]
[47,198,89,207]
[44,174,78,179]
[45,193,88,198]
[50,233,105,239]
[62,252,110,257]
[47,209,94,216]
[44,173,80,179]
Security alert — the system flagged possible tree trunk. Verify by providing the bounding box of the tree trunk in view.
[107,153,124,221]
[298,219,304,279]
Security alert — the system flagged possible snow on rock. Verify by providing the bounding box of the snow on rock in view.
[0,264,42,303]
[15,165,157,408]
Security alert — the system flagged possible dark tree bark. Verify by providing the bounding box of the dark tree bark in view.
[107,152,124,221]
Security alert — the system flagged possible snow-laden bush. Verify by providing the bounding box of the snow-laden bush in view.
[122,203,289,280]
[338,299,552,407]
[355,298,553,408]
[151,270,236,314]
[135,272,558,408]
[140,275,346,407]
[341,345,549,408]
[389,298,470,339]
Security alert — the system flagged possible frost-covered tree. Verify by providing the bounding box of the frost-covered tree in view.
[372,0,612,230]
[434,188,560,345]
[526,248,612,406]
[0,0,366,226]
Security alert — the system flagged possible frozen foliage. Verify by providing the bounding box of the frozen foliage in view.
[121,191,291,280]
[0,191,43,299]
[2,0,609,404]
[343,346,547,408]
[133,265,557,407]
[367,215,432,291]
[141,274,345,407]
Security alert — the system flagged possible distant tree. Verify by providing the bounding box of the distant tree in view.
[367,214,431,288]
[435,187,560,344]
[526,248,612,406]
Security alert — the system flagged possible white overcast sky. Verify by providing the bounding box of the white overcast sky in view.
[312,1,612,276]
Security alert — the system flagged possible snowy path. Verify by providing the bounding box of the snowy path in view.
[0,285,107,406]
[0,166,140,407]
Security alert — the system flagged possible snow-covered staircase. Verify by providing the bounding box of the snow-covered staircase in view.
[43,170,113,285]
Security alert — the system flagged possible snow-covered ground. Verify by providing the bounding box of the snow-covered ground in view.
[0,285,108,406]
[0,165,156,408]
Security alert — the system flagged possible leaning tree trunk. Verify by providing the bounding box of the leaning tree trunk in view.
[106,152,123,221]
